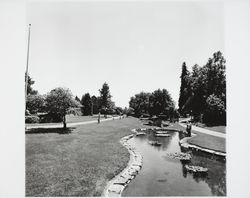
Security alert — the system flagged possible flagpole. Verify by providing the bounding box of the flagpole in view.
[25,24,31,111]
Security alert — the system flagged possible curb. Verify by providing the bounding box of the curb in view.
[102,129,143,197]
[179,133,226,157]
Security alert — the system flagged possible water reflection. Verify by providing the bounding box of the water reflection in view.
[122,130,226,196]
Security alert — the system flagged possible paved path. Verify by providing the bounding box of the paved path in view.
[26,116,122,129]
[178,123,226,138]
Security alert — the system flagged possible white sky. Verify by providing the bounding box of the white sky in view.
[26,1,224,108]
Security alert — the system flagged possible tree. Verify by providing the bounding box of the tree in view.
[26,94,45,114]
[129,92,151,117]
[75,96,81,102]
[81,93,92,115]
[115,107,123,115]
[203,94,226,125]
[91,95,100,114]
[178,51,226,125]
[178,62,190,115]
[26,74,38,95]
[45,87,81,129]
[99,82,114,114]
[149,89,175,117]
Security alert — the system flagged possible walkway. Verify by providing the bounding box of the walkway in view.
[26,116,121,129]
[178,123,226,138]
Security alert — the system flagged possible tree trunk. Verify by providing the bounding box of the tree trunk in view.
[63,115,67,129]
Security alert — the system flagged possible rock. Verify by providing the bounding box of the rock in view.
[108,184,125,194]
[135,132,146,136]
[166,152,192,160]
[148,140,162,146]
[155,134,170,137]
[107,191,120,197]
[113,176,129,185]
[185,165,208,173]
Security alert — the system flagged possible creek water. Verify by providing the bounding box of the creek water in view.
[122,130,226,196]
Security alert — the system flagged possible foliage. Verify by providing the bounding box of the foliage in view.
[81,93,92,115]
[129,89,175,118]
[178,51,226,125]
[129,92,151,117]
[149,89,175,116]
[178,62,190,114]
[45,87,81,128]
[25,115,40,123]
[99,82,113,109]
[203,94,226,125]
[91,95,100,114]
[98,82,116,115]
[115,107,123,115]
[75,96,81,102]
[39,113,63,123]
[26,94,45,114]
[26,74,38,95]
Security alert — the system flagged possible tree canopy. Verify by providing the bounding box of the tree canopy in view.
[26,74,38,95]
[129,89,175,118]
[178,51,226,125]
[45,87,81,128]
[99,82,114,114]
[81,93,92,115]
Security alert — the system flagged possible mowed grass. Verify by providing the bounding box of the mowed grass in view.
[26,117,143,197]
[26,115,111,127]
[170,123,226,153]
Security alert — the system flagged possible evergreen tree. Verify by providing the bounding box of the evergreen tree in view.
[178,62,190,114]
[81,93,92,115]
[75,96,81,102]
[26,74,38,95]
[99,82,113,109]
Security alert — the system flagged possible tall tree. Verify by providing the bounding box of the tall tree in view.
[178,51,226,125]
[129,92,151,117]
[81,93,92,115]
[26,94,45,114]
[45,87,80,128]
[149,89,175,116]
[178,62,190,114]
[75,96,81,102]
[26,74,38,95]
[91,95,100,114]
[99,82,113,110]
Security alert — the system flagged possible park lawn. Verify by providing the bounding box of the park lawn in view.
[26,117,143,197]
[26,115,111,127]
[170,123,226,153]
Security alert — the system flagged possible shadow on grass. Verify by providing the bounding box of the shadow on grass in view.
[25,127,76,134]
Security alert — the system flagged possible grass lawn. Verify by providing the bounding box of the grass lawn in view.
[26,117,144,197]
[170,123,226,153]
[26,115,112,127]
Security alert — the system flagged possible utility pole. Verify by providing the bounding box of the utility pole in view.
[25,24,31,111]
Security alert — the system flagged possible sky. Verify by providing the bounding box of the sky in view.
[26,1,224,108]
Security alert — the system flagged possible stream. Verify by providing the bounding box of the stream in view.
[122,130,226,196]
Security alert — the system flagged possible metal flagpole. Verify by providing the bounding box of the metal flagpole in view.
[25,24,31,111]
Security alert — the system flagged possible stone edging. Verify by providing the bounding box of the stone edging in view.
[102,129,143,197]
[179,133,226,157]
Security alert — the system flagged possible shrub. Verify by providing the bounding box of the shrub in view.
[39,113,63,123]
[25,115,40,123]
[203,94,226,125]
[26,94,46,114]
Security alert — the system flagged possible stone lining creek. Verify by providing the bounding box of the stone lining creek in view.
[122,128,226,196]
